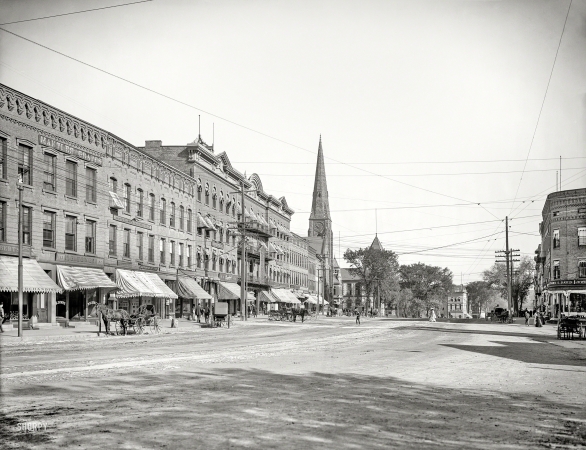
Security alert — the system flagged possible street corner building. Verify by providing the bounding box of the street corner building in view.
[0,84,336,327]
[534,188,586,318]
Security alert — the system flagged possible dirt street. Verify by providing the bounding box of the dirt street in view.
[1,318,585,449]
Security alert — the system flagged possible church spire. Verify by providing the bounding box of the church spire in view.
[309,135,330,222]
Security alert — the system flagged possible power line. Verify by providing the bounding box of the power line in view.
[0,27,512,219]
[509,0,573,215]
[0,1,154,26]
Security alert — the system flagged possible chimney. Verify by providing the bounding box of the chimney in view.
[145,140,162,148]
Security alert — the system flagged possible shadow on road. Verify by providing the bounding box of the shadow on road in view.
[2,368,585,450]
[441,341,586,367]
[394,325,556,340]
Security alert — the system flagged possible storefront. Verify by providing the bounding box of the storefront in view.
[115,269,178,319]
[217,281,253,315]
[55,265,118,323]
[258,290,277,313]
[271,288,301,309]
[0,255,62,325]
[175,276,212,319]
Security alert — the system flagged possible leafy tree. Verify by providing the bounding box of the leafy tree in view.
[399,263,453,317]
[466,281,493,315]
[483,255,534,314]
[344,246,400,311]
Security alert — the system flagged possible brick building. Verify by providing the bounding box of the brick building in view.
[534,188,586,316]
[0,83,321,325]
[445,285,468,319]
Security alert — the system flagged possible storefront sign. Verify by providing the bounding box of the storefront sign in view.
[0,243,31,257]
[219,273,238,283]
[138,262,159,272]
[548,279,586,288]
[56,253,104,266]
[112,215,153,230]
[211,241,224,249]
[39,135,103,166]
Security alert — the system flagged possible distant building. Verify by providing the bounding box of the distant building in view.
[446,286,468,319]
[534,188,586,316]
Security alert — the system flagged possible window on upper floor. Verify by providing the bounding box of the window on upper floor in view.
[22,206,32,245]
[0,137,6,180]
[160,198,166,225]
[553,229,560,249]
[136,189,144,218]
[123,183,131,213]
[553,260,560,280]
[86,220,96,254]
[0,201,5,242]
[149,194,155,221]
[43,152,56,192]
[18,143,32,185]
[179,205,184,231]
[86,167,97,203]
[579,228,586,246]
[579,261,586,278]
[170,202,176,228]
[43,211,55,249]
[65,215,77,251]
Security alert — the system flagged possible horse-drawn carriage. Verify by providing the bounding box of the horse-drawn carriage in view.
[557,315,586,340]
[491,307,513,324]
[211,302,230,328]
[96,303,161,336]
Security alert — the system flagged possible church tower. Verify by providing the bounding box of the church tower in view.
[308,136,334,304]
[308,136,332,238]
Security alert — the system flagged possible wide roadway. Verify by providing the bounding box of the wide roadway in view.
[1,317,585,449]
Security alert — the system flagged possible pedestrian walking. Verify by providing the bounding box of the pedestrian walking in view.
[196,305,201,323]
[0,304,5,332]
[429,308,436,323]
[204,307,210,323]
[524,308,530,326]
[535,311,543,328]
[355,308,361,325]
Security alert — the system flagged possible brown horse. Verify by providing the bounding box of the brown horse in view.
[95,304,130,335]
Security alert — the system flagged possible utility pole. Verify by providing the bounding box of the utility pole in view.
[495,216,520,317]
[240,179,247,321]
[17,176,24,339]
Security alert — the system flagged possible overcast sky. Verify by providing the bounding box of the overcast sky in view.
[1,0,585,283]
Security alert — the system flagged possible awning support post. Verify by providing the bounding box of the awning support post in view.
[65,291,70,326]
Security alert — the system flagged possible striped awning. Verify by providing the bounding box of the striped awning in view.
[258,290,277,303]
[176,277,211,300]
[268,243,278,254]
[0,256,62,293]
[115,269,178,299]
[56,265,117,291]
[218,282,242,300]
[271,288,301,304]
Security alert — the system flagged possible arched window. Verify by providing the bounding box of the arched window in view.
[187,208,192,233]
[205,183,210,205]
[212,187,217,209]
[197,184,202,202]
[149,193,155,221]
[179,205,184,231]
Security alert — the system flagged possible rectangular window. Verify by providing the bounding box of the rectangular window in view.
[85,220,96,254]
[187,209,192,233]
[553,260,560,280]
[170,203,176,228]
[124,184,131,214]
[18,144,32,185]
[0,137,6,179]
[149,194,155,221]
[123,229,130,258]
[22,206,31,245]
[109,225,117,256]
[160,199,166,225]
[43,153,56,191]
[86,167,97,202]
[579,261,586,278]
[579,228,586,246]
[160,239,166,264]
[65,215,77,251]
[42,211,55,248]
[179,243,184,267]
[65,160,77,197]
[187,245,192,268]
[179,206,184,231]
[0,201,5,242]
[553,229,560,249]
[148,235,155,263]
[137,190,144,218]
[137,231,144,261]
[170,241,175,265]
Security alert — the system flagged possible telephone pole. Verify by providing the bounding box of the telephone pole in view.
[495,216,519,315]
[240,179,247,321]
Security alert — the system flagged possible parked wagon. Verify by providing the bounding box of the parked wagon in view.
[129,304,161,334]
[557,315,586,340]
[212,302,230,328]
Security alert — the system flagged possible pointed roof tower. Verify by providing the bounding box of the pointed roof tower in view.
[370,235,383,251]
[309,135,331,221]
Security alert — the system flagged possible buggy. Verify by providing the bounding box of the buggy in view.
[557,315,585,340]
[129,304,161,334]
[212,302,230,328]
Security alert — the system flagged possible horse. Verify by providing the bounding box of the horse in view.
[95,304,130,335]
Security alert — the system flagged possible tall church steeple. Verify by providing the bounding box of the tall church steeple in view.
[308,135,331,237]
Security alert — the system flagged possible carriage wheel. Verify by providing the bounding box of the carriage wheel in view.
[133,318,144,335]
[150,317,161,334]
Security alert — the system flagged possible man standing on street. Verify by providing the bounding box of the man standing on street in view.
[355,307,361,325]
[524,308,530,326]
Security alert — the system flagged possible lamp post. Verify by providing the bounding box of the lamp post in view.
[17,176,24,338]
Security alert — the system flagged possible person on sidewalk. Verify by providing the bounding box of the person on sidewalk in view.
[355,308,361,325]
[524,308,530,326]
[0,304,5,332]
[429,308,436,323]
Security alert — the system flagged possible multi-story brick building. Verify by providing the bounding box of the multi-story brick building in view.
[0,83,321,325]
[534,188,586,316]
[445,286,468,319]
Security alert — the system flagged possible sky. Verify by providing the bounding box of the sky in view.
[1,0,585,284]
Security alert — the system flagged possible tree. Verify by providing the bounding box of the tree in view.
[466,281,493,316]
[483,255,534,314]
[399,263,453,317]
[344,246,400,312]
